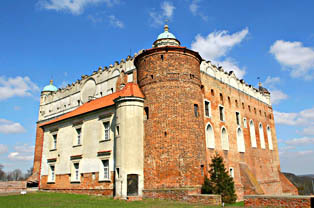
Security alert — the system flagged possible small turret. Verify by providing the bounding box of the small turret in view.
[153,24,180,48]
[42,80,58,93]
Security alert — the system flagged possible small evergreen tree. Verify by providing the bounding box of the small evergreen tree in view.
[201,152,237,203]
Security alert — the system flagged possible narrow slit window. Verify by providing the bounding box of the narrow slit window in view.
[194,104,199,117]
[144,107,149,120]
[52,134,57,150]
[76,128,81,145]
[236,112,240,125]
[204,101,211,117]
[219,106,225,121]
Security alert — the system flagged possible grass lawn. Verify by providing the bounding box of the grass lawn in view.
[0,192,244,208]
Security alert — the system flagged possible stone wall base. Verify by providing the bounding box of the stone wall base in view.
[143,188,221,205]
[244,195,313,208]
[0,181,26,193]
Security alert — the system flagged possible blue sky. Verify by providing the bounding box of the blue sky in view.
[1,0,314,175]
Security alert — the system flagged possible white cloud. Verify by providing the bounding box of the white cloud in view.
[284,137,314,145]
[8,144,34,161]
[270,90,288,105]
[0,119,25,134]
[161,1,175,18]
[191,28,248,79]
[303,126,314,135]
[189,0,207,21]
[263,76,281,88]
[0,144,8,155]
[218,58,246,79]
[149,1,175,27]
[0,76,39,101]
[280,149,314,174]
[38,0,119,15]
[108,15,124,28]
[270,40,314,80]
[8,152,33,161]
[262,76,288,105]
[191,28,248,60]
[274,107,314,138]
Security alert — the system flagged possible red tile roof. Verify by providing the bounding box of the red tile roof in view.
[40,83,144,127]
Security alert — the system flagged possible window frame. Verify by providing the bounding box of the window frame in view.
[229,167,234,178]
[204,99,211,118]
[235,111,241,126]
[219,105,225,122]
[249,120,257,148]
[47,163,56,183]
[71,162,81,183]
[259,123,266,149]
[243,117,247,128]
[205,122,215,149]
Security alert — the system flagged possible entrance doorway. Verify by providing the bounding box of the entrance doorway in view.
[127,174,138,196]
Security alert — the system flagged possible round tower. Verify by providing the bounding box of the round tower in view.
[134,25,207,190]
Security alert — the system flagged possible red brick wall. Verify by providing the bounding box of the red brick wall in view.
[32,125,44,183]
[135,47,207,189]
[244,195,313,208]
[143,189,221,205]
[40,172,114,196]
[201,72,286,199]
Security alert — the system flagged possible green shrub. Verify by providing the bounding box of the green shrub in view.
[201,152,237,203]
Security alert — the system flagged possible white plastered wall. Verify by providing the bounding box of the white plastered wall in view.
[114,97,144,198]
[40,108,116,179]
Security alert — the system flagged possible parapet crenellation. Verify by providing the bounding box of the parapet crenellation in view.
[38,51,143,122]
[200,60,271,105]
[38,50,271,123]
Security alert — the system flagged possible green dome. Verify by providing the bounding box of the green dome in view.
[157,24,176,40]
[43,80,58,92]
[157,31,176,40]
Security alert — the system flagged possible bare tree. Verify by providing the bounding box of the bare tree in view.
[8,169,23,181]
[24,167,33,179]
[0,164,6,181]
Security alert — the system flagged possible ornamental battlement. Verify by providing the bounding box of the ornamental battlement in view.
[200,60,271,105]
[38,51,144,122]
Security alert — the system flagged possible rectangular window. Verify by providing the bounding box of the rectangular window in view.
[74,163,80,181]
[229,167,234,178]
[103,122,110,141]
[76,128,81,145]
[51,165,55,181]
[243,118,247,128]
[219,106,224,121]
[102,160,109,180]
[236,112,240,125]
[48,164,55,182]
[52,134,57,150]
[194,104,199,117]
[204,100,211,117]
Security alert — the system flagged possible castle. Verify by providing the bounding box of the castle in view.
[31,24,297,201]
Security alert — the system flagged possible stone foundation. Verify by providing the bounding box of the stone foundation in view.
[244,195,313,208]
[0,181,26,193]
[143,188,221,205]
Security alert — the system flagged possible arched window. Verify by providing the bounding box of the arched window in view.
[206,123,215,149]
[249,120,257,148]
[221,127,229,150]
[259,123,266,149]
[267,126,273,150]
[237,128,245,153]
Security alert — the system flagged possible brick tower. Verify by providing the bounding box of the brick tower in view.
[134,24,207,190]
